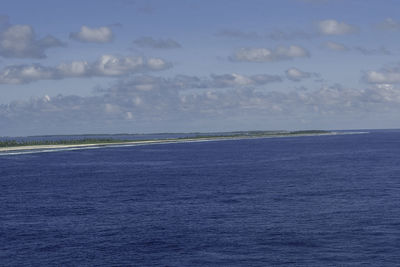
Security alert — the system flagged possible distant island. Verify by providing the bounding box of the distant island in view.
[0,130,354,153]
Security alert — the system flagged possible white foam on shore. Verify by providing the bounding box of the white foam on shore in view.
[0,146,102,156]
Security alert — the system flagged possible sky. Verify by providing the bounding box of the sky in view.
[1,0,400,136]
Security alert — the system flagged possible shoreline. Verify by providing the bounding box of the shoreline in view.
[0,131,368,154]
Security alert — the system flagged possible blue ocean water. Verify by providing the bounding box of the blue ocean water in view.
[1,130,400,266]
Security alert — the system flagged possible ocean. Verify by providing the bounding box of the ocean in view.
[1,130,400,266]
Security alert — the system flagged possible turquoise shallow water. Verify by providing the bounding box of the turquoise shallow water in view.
[1,130,400,266]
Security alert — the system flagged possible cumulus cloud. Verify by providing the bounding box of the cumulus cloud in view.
[0,64,55,84]
[92,75,399,119]
[0,60,281,87]
[0,23,64,58]
[3,79,400,135]
[210,73,282,87]
[70,25,113,43]
[92,54,167,75]
[317,19,357,35]
[133,36,181,49]
[230,45,309,62]
[100,73,282,94]
[363,67,400,84]
[0,55,171,84]
[285,67,318,81]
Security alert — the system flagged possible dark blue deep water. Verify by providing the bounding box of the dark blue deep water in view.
[1,130,400,266]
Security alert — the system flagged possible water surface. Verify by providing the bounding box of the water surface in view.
[1,130,400,266]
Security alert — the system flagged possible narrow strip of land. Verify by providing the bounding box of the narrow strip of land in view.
[0,131,367,153]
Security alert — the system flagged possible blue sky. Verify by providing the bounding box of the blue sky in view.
[1,0,400,135]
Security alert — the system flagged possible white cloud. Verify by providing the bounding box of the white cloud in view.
[0,24,63,58]
[211,73,282,87]
[147,58,170,70]
[0,64,54,84]
[285,68,313,81]
[211,73,253,87]
[364,69,400,84]
[0,61,282,88]
[101,73,282,95]
[57,61,90,77]
[317,19,357,35]
[93,55,145,76]
[3,80,400,135]
[232,48,272,62]
[0,55,171,84]
[231,45,309,62]
[70,25,113,43]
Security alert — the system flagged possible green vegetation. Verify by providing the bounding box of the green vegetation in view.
[176,130,330,139]
[288,130,329,135]
[0,130,332,148]
[0,138,126,148]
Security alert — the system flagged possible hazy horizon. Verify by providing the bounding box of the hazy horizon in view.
[2,128,397,139]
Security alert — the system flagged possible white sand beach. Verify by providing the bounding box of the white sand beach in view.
[0,131,367,154]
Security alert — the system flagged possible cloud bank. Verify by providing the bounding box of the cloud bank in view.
[2,78,399,135]
[230,45,309,62]
[0,55,171,84]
